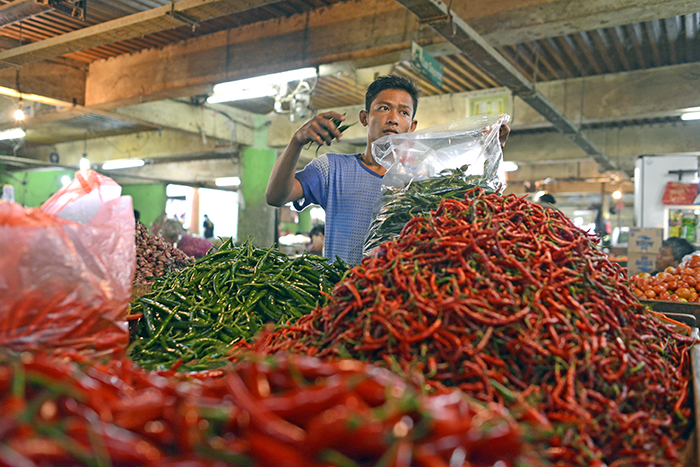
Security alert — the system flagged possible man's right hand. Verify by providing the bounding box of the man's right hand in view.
[293,111,346,148]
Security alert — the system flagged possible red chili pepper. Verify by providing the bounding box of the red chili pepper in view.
[258,187,697,465]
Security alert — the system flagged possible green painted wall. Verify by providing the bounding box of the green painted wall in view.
[121,184,167,229]
[0,169,73,207]
[0,170,167,231]
[238,115,277,247]
[240,146,277,246]
[279,208,311,234]
[297,208,311,233]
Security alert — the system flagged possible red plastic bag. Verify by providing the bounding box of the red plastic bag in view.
[662,182,699,205]
[0,170,135,358]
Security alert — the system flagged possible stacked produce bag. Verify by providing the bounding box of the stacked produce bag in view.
[365,114,508,254]
[0,170,134,358]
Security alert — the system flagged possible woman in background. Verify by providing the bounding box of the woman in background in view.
[654,236,696,274]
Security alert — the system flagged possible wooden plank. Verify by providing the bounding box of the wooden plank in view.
[640,299,700,322]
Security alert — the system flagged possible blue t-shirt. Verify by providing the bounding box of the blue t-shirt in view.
[294,153,383,265]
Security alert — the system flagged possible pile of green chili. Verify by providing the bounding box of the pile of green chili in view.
[128,238,347,371]
[363,164,495,255]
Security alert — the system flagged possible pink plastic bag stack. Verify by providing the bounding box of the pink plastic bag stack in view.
[0,170,135,358]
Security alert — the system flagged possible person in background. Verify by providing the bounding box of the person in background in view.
[151,212,167,237]
[161,217,214,258]
[203,214,215,239]
[654,236,696,274]
[536,193,557,209]
[308,224,325,256]
[266,74,511,265]
[161,218,184,246]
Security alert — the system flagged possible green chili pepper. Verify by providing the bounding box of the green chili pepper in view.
[128,239,347,371]
[304,113,357,155]
[363,165,496,254]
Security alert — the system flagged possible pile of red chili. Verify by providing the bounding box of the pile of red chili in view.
[0,350,535,466]
[260,188,696,466]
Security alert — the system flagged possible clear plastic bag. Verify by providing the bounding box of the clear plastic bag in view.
[364,114,509,255]
[0,170,135,358]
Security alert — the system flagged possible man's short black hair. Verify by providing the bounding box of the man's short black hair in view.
[309,224,325,237]
[365,75,420,118]
[663,236,696,261]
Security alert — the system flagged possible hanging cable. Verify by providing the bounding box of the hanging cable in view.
[14,21,24,121]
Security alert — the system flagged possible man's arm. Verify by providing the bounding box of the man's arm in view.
[266,111,345,207]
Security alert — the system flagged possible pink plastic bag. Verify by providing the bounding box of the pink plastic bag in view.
[0,170,135,358]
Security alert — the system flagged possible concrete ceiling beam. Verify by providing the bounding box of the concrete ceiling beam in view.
[17,128,236,167]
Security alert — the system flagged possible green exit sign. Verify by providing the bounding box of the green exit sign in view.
[411,42,443,89]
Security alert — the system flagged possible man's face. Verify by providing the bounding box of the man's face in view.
[311,233,323,252]
[655,245,677,271]
[360,89,417,144]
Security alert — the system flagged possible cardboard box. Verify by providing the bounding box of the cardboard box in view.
[628,227,663,254]
[627,252,656,276]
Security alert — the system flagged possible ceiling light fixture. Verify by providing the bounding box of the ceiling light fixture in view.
[215,176,241,187]
[207,67,317,104]
[681,111,700,121]
[102,158,145,170]
[612,190,622,200]
[13,99,24,120]
[0,127,25,141]
[79,155,90,170]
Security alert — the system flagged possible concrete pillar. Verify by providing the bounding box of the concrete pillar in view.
[191,188,200,235]
[238,115,277,247]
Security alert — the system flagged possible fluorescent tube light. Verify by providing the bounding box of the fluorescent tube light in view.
[102,158,145,170]
[208,67,317,103]
[0,127,25,141]
[215,176,241,187]
[501,161,518,172]
[681,111,700,121]
[207,86,277,104]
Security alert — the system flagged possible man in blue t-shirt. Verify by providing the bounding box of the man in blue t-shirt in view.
[266,75,509,265]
